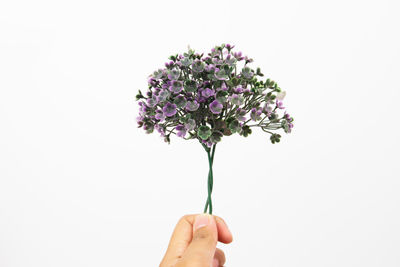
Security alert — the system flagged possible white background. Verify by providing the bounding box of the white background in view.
[1,0,399,266]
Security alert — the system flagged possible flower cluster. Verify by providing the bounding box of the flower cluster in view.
[136,44,294,147]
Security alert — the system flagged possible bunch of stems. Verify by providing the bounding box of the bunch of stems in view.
[201,143,216,214]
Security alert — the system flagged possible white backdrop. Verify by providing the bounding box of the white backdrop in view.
[1,0,399,266]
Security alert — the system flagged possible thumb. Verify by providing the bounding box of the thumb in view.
[179,214,218,266]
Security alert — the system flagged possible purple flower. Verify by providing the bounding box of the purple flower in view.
[235,108,247,121]
[138,101,151,115]
[184,118,196,131]
[209,47,219,57]
[250,107,263,121]
[225,54,236,66]
[136,116,144,127]
[284,111,293,122]
[154,124,166,137]
[201,139,213,148]
[168,69,180,80]
[146,96,158,108]
[263,103,272,116]
[153,87,161,94]
[175,124,187,138]
[180,57,193,67]
[186,100,200,111]
[233,51,244,60]
[241,67,253,79]
[157,89,170,102]
[155,109,165,122]
[165,61,174,69]
[276,100,285,109]
[174,95,187,108]
[195,94,207,103]
[202,88,215,98]
[244,56,254,64]
[152,69,164,79]
[143,121,154,134]
[204,64,216,72]
[169,80,183,93]
[148,77,157,87]
[192,60,205,73]
[229,94,244,106]
[216,82,228,92]
[162,102,177,117]
[225,44,235,50]
[233,86,244,94]
[209,100,223,114]
[212,58,223,65]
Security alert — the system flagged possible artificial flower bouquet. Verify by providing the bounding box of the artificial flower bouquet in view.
[136,44,294,214]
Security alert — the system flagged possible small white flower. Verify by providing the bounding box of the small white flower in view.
[276,91,286,100]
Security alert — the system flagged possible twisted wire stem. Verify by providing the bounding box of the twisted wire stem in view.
[201,143,216,214]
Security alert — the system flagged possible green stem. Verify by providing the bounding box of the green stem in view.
[202,143,216,214]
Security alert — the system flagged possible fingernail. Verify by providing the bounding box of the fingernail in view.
[212,258,219,267]
[194,213,212,231]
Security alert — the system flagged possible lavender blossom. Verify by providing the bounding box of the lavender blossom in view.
[163,102,177,117]
[192,60,205,72]
[276,100,285,109]
[168,69,180,80]
[157,89,170,102]
[202,88,215,98]
[209,100,223,114]
[236,108,247,121]
[229,94,244,106]
[146,96,158,108]
[184,118,196,131]
[169,80,183,93]
[250,107,263,121]
[176,124,187,138]
[155,109,165,121]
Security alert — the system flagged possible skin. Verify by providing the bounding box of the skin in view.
[160,214,233,267]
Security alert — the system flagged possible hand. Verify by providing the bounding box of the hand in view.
[160,214,233,267]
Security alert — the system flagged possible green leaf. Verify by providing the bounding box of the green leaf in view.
[216,90,228,103]
[270,133,281,144]
[240,125,252,137]
[169,55,176,62]
[135,90,144,101]
[228,119,241,133]
[210,130,223,143]
[184,80,197,92]
[173,96,187,109]
[197,125,212,140]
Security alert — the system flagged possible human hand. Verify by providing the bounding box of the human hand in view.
[160,214,233,267]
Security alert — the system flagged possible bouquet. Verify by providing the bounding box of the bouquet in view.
[136,44,294,214]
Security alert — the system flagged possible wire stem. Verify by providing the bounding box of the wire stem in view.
[202,143,216,214]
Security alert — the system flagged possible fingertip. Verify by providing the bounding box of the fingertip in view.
[214,248,226,266]
[215,216,233,244]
